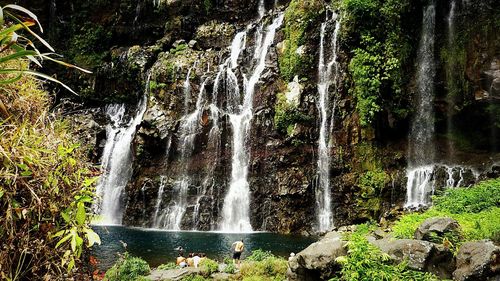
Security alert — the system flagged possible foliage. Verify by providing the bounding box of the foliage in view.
[157,262,177,270]
[433,178,500,214]
[224,263,236,274]
[0,4,90,92]
[182,275,209,281]
[278,0,322,81]
[358,168,388,198]
[199,258,219,276]
[274,92,311,135]
[393,179,500,243]
[330,225,439,281]
[104,253,150,281]
[246,249,275,262]
[341,0,411,126]
[239,252,288,281]
[170,43,188,55]
[69,22,111,67]
[0,58,97,279]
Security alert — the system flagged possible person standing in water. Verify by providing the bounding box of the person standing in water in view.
[231,239,245,267]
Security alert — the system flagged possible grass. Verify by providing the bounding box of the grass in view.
[392,179,500,242]
[104,253,150,281]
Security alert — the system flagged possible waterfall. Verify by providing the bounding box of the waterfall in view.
[446,0,457,158]
[405,3,436,208]
[315,11,341,232]
[152,136,172,228]
[94,94,148,225]
[219,13,284,232]
[162,79,208,230]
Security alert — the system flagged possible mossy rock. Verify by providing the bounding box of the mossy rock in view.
[278,0,323,82]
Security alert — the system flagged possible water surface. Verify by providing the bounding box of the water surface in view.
[92,226,316,269]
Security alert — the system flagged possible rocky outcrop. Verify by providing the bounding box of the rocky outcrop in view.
[372,238,455,278]
[453,240,500,281]
[414,217,461,241]
[287,231,347,281]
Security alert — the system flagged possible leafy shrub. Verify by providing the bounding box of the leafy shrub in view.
[331,227,439,281]
[433,178,500,213]
[0,59,96,278]
[224,263,236,274]
[104,253,150,281]
[240,255,288,280]
[199,258,219,276]
[247,249,275,262]
[157,262,177,270]
[358,169,388,197]
[274,93,311,135]
[341,0,411,126]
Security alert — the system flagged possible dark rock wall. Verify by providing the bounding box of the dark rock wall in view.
[8,0,500,233]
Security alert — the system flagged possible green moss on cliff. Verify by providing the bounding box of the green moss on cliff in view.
[278,0,322,82]
[274,93,311,135]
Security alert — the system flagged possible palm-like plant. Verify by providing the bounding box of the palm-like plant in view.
[0,4,91,93]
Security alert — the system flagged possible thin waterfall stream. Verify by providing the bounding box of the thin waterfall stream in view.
[94,93,148,225]
[406,2,436,208]
[315,11,341,232]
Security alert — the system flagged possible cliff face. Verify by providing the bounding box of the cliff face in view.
[16,0,500,233]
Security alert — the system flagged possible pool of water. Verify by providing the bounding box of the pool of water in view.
[92,226,316,269]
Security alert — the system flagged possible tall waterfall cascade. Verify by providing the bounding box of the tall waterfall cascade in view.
[220,11,284,233]
[315,11,342,232]
[405,3,436,208]
[94,95,148,225]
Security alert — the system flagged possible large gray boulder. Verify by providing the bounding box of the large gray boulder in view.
[372,238,455,279]
[453,240,500,281]
[414,217,461,242]
[287,231,347,281]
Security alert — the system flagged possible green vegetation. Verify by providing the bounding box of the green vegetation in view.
[182,275,209,281]
[224,263,236,274]
[341,0,412,126]
[199,258,219,276]
[393,179,500,242]
[279,0,322,81]
[170,43,188,55]
[104,253,150,281]
[203,0,214,14]
[358,168,388,198]
[274,93,311,135]
[69,23,111,67]
[239,250,288,281]
[157,262,177,270]
[331,224,439,281]
[0,4,90,92]
[0,5,96,279]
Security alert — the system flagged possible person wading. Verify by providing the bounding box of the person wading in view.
[231,239,245,268]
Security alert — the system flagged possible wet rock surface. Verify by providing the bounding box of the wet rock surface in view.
[287,231,347,281]
[453,240,500,281]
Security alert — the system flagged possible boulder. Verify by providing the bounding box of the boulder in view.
[414,217,461,242]
[287,231,347,281]
[372,239,455,279]
[453,240,500,281]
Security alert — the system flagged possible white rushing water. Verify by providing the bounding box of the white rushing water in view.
[95,94,148,225]
[219,12,284,232]
[315,11,341,232]
[162,79,208,230]
[152,136,172,228]
[405,3,436,208]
